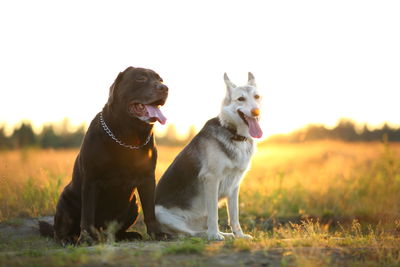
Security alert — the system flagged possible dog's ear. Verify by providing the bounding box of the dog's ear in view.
[223,73,236,105]
[107,71,124,107]
[248,72,256,87]
[224,73,237,91]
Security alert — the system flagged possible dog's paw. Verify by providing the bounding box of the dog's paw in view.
[116,231,143,241]
[77,230,95,246]
[155,232,173,241]
[219,232,235,239]
[148,231,172,241]
[207,231,225,241]
[235,233,253,239]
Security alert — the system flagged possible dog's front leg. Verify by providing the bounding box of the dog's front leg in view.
[204,176,224,241]
[78,178,97,245]
[138,176,168,240]
[227,186,252,239]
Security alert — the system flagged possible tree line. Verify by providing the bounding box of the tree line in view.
[0,121,197,150]
[1,119,399,149]
[267,119,400,143]
[0,121,86,150]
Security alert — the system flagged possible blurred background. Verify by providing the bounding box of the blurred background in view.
[1,0,399,147]
[1,0,400,233]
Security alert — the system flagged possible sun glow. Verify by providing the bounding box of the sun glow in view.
[0,1,399,137]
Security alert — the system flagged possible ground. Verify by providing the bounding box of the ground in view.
[1,216,399,266]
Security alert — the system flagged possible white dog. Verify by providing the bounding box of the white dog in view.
[155,73,262,240]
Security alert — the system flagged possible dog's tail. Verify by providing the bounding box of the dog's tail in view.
[38,221,54,238]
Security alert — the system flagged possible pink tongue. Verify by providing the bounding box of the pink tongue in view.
[144,105,167,125]
[246,117,263,138]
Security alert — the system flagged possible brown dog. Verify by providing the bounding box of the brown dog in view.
[39,67,169,245]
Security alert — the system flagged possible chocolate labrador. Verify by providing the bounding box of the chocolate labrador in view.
[39,67,168,245]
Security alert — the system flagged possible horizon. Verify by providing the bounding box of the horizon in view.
[1,116,399,141]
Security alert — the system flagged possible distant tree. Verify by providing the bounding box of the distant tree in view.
[302,125,330,141]
[11,122,36,148]
[40,125,60,148]
[61,125,85,148]
[0,126,11,149]
[332,119,358,141]
[37,122,86,149]
[360,125,373,141]
[266,118,400,143]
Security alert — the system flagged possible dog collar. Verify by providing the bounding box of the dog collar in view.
[99,112,152,150]
[225,126,247,142]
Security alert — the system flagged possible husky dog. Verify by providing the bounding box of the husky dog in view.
[155,72,262,240]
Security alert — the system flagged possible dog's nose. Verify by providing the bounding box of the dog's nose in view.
[156,84,168,93]
[251,108,260,117]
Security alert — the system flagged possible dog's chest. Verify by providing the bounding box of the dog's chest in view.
[216,141,254,197]
[218,172,243,198]
[98,148,155,188]
[221,141,254,170]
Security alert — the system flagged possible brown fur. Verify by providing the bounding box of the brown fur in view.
[39,67,169,245]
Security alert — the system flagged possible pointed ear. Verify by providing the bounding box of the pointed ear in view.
[248,72,256,87]
[107,71,124,107]
[223,73,236,105]
[224,73,237,90]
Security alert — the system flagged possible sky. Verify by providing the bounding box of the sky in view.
[0,0,399,138]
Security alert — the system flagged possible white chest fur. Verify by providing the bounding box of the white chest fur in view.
[200,138,254,199]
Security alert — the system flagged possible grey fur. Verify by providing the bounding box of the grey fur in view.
[155,73,261,240]
[155,118,252,209]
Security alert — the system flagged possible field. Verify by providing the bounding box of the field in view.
[1,141,400,266]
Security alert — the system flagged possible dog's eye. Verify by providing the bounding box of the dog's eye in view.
[237,97,246,102]
[254,95,260,99]
[136,76,148,82]
[156,75,163,83]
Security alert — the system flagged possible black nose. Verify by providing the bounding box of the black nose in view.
[157,84,168,92]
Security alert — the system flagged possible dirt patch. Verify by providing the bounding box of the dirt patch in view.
[0,216,52,241]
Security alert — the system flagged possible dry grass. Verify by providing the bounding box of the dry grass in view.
[1,141,400,225]
[1,141,400,266]
[241,141,400,225]
[0,149,76,219]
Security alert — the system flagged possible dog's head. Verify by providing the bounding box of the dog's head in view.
[107,67,168,124]
[220,72,263,138]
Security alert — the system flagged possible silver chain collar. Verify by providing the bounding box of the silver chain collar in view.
[99,112,152,150]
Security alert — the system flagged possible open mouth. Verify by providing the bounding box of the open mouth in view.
[128,99,167,125]
[237,110,263,138]
[238,110,249,126]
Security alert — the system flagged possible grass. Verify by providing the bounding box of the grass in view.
[4,220,398,266]
[0,220,399,266]
[0,148,75,219]
[242,141,400,225]
[162,238,206,255]
[0,141,400,266]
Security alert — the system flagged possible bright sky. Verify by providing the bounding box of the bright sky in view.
[1,0,399,138]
